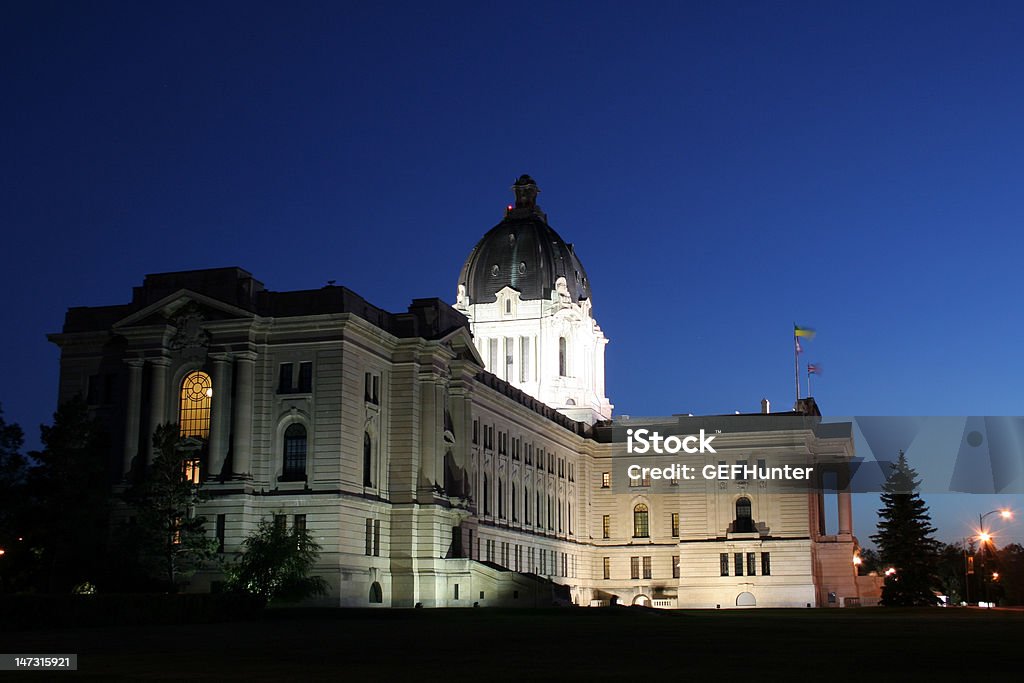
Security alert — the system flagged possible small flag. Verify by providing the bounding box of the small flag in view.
[795,338,803,354]
[794,324,816,339]
[807,363,822,375]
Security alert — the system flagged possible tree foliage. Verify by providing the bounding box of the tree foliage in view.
[225,516,328,603]
[871,451,940,606]
[123,423,218,590]
[29,397,112,592]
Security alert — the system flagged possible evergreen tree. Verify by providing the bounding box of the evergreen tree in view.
[0,405,30,593]
[871,450,940,606]
[29,397,111,592]
[123,424,218,590]
[225,516,327,603]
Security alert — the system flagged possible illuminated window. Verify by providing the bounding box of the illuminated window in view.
[672,555,680,578]
[602,514,610,539]
[179,370,212,439]
[720,553,729,576]
[603,557,611,580]
[601,471,610,488]
[282,424,307,481]
[182,458,201,484]
[633,504,649,538]
[642,556,652,579]
[747,552,756,576]
[671,512,679,537]
[630,556,640,579]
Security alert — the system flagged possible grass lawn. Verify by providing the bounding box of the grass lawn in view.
[6,607,1023,681]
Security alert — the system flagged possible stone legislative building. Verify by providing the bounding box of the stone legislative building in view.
[49,176,879,608]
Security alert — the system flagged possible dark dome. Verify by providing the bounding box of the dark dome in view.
[458,176,593,304]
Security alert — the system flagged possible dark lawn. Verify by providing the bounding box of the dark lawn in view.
[5,607,1023,681]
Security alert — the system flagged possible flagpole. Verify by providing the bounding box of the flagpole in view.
[807,366,813,398]
[794,332,800,404]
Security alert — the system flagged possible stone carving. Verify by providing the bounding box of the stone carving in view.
[169,307,210,356]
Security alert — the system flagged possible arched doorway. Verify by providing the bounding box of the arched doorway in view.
[632,594,651,607]
[736,592,756,607]
[369,582,383,604]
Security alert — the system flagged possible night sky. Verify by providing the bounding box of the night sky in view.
[4,1,1023,545]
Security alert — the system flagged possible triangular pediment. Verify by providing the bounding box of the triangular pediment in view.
[112,289,256,330]
[439,326,484,366]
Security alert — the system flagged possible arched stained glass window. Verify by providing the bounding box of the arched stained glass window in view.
[179,371,212,439]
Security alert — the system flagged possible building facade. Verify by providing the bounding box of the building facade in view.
[49,176,876,608]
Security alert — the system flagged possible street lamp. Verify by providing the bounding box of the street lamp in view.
[976,508,1013,606]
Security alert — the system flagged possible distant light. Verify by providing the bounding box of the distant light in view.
[884,567,896,576]
[17,537,23,541]
[0,549,5,556]
[992,572,1000,580]
[979,532,992,543]
[1001,509,1013,519]
[205,388,213,398]
[852,555,862,566]
[507,205,513,211]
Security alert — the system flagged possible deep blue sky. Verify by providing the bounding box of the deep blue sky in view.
[3,1,1023,545]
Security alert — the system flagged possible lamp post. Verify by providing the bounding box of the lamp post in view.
[976,509,1012,606]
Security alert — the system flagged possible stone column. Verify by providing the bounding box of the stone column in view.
[207,354,232,479]
[231,352,256,477]
[122,359,144,476]
[147,358,170,462]
[838,491,853,536]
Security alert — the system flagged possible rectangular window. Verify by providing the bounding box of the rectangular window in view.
[216,514,226,553]
[454,584,459,600]
[488,338,498,372]
[642,556,652,579]
[735,552,743,577]
[364,372,379,404]
[630,556,640,580]
[672,555,680,579]
[297,361,313,393]
[279,363,294,393]
[720,553,729,577]
[182,457,200,485]
[603,557,611,580]
[274,514,287,532]
[86,374,100,404]
[373,519,381,557]
[761,552,771,576]
[602,515,610,539]
[525,444,532,465]
[671,513,679,538]
[737,460,748,481]
[537,450,544,470]
[472,419,479,444]
[520,336,530,382]
[747,552,756,576]
[601,472,610,488]
[504,337,514,380]
[365,518,373,556]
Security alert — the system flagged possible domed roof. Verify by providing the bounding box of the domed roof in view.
[458,175,593,305]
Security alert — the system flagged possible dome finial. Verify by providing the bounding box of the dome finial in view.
[512,174,540,209]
